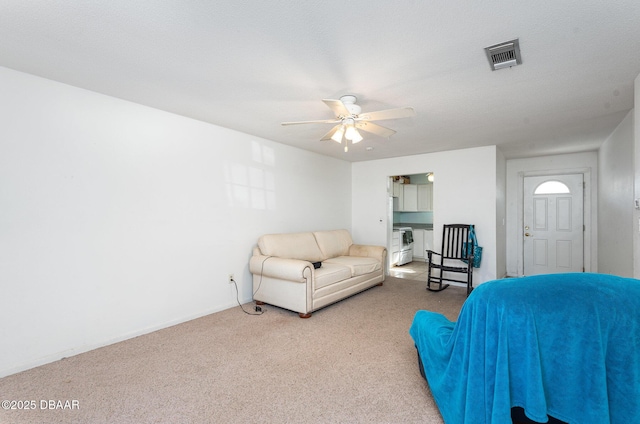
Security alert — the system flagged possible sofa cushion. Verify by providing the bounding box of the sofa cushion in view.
[313,229,353,260]
[314,262,352,290]
[323,256,381,277]
[258,232,324,262]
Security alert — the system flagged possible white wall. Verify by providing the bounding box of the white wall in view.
[635,73,640,279]
[0,67,352,377]
[495,149,507,279]
[505,152,598,277]
[598,110,634,276]
[352,146,498,285]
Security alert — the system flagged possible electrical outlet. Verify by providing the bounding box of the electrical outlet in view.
[228,274,234,284]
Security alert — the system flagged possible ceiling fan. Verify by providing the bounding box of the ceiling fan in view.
[282,95,416,152]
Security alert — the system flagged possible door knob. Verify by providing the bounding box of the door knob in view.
[524,233,531,237]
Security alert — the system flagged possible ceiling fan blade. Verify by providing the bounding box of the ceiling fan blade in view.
[357,107,416,121]
[355,121,396,138]
[281,119,340,126]
[320,124,343,141]
[322,99,352,118]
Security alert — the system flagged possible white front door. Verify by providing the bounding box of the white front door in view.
[523,174,584,276]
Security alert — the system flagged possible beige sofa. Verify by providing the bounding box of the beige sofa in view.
[249,229,387,318]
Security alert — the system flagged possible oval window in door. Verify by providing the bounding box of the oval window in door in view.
[534,180,570,195]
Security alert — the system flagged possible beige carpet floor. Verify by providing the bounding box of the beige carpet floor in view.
[0,277,466,423]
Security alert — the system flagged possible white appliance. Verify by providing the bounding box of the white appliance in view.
[395,227,414,266]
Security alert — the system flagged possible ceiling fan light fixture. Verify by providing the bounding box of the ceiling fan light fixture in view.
[331,126,345,143]
[345,125,362,142]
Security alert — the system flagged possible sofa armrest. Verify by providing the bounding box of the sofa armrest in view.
[348,244,387,262]
[249,255,313,283]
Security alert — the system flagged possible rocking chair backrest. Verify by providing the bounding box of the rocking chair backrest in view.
[441,224,473,260]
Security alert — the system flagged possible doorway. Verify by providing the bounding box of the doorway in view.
[387,173,434,272]
[522,174,584,275]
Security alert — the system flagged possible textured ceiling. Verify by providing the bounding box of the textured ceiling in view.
[1,1,639,161]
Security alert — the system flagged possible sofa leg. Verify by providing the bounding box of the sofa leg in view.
[299,312,312,319]
[255,301,265,305]
[377,282,384,286]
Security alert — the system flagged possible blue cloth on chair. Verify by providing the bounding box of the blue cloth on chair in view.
[409,273,640,424]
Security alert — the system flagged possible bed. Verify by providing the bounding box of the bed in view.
[409,273,640,424]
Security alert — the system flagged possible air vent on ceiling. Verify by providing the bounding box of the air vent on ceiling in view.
[485,38,522,71]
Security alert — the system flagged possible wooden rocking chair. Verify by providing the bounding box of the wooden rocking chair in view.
[426,224,474,296]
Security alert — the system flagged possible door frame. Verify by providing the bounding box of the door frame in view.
[516,168,593,276]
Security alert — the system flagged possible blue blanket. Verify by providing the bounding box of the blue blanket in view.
[409,273,640,424]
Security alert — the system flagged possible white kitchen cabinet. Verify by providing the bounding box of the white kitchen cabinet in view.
[393,182,404,211]
[417,184,433,211]
[413,229,425,259]
[403,184,418,211]
[395,182,430,212]
[393,182,402,197]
